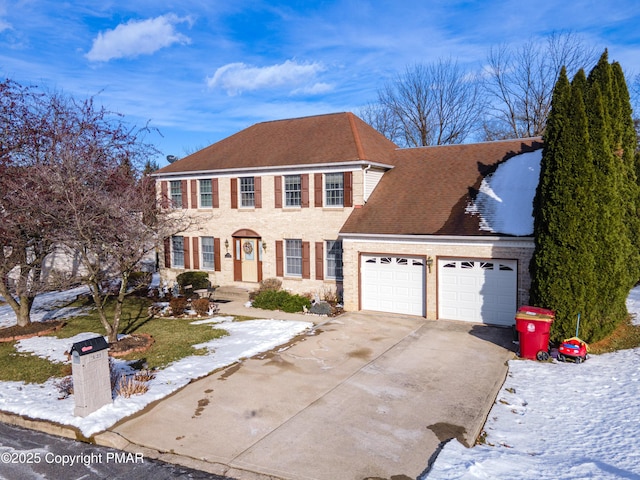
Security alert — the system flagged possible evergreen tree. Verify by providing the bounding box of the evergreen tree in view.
[530,68,597,341]
[611,61,640,283]
[530,51,640,343]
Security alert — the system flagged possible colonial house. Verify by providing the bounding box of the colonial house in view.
[153,112,543,326]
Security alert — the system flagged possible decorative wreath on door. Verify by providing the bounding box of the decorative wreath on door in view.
[243,241,253,254]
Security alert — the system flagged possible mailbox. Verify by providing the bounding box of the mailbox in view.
[70,336,112,417]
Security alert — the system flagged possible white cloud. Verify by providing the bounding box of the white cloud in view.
[291,82,334,96]
[207,59,326,96]
[86,14,192,62]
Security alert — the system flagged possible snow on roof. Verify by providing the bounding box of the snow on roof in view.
[465,149,542,236]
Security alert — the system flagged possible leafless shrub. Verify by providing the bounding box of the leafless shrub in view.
[319,286,341,304]
[133,369,156,382]
[54,376,74,399]
[116,375,149,398]
[192,298,211,316]
[169,297,188,316]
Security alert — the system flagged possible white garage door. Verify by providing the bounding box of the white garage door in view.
[438,259,517,326]
[361,255,425,316]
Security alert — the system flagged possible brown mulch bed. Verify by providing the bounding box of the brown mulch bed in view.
[108,333,155,357]
[0,321,66,343]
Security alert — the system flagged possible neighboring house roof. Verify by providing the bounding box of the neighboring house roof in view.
[155,112,399,175]
[340,138,543,237]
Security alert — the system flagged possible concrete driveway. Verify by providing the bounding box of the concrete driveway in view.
[100,310,514,480]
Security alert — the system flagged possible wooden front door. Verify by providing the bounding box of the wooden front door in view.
[234,237,261,282]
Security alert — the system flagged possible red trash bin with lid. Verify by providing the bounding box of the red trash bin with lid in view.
[515,306,555,360]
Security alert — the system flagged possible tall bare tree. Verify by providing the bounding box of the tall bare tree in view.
[0,80,65,327]
[0,81,186,339]
[370,58,483,147]
[358,101,403,145]
[37,93,187,343]
[482,31,598,140]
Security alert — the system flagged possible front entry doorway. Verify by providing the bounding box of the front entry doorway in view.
[232,229,263,283]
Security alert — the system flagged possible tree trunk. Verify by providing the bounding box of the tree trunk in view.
[0,280,33,327]
[88,281,115,342]
[110,273,129,344]
[16,295,34,327]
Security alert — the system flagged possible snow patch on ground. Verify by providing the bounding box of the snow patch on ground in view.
[0,286,91,329]
[0,290,311,437]
[424,286,640,479]
[3,278,640,477]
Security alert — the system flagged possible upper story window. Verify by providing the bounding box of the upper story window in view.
[200,179,212,208]
[240,177,255,207]
[172,236,184,268]
[170,181,182,209]
[285,175,301,207]
[325,173,344,207]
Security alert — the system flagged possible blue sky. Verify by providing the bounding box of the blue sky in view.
[1,1,639,166]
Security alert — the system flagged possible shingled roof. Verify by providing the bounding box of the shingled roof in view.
[340,138,543,237]
[156,112,399,174]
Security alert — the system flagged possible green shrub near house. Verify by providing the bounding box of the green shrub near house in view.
[251,289,311,313]
[176,271,211,292]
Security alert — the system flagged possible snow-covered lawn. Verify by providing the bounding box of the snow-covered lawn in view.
[1,285,640,478]
[0,293,312,438]
[423,289,640,479]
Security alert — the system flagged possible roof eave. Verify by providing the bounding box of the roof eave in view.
[339,233,535,245]
[152,160,395,178]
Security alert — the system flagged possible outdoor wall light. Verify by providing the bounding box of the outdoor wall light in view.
[224,239,229,253]
[262,241,267,253]
[426,256,433,273]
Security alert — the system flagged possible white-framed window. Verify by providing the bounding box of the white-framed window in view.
[201,236,215,269]
[240,177,255,207]
[285,239,302,277]
[170,181,182,209]
[200,179,212,208]
[285,174,301,207]
[326,240,343,280]
[172,236,184,268]
[325,173,344,206]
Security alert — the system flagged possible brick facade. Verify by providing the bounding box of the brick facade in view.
[159,168,364,300]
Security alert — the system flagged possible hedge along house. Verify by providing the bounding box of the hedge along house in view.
[154,112,543,326]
